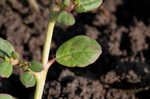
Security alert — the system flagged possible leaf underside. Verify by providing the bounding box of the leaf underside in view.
[0,94,16,99]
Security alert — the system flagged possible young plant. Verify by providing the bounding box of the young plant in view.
[0,0,103,99]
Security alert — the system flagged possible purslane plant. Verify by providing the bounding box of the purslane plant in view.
[0,0,103,99]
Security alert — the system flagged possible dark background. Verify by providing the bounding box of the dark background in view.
[0,0,150,99]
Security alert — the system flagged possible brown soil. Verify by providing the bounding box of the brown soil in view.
[0,0,150,99]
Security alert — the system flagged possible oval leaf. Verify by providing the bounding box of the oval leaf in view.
[20,71,36,88]
[57,11,75,25]
[56,35,102,67]
[64,0,70,7]
[75,0,103,13]
[73,0,80,5]
[0,94,16,99]
[29,61,43,72]
[0,61,12,78]
[0,38,14,58]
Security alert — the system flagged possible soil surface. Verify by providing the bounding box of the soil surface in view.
[0,0,150,99]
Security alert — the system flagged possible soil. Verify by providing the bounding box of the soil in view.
[0,0,150,99]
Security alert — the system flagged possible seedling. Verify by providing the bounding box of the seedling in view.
[0,0,103,99]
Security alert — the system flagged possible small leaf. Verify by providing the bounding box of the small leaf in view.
[57,11,75,25]
[73,0,80,5]
[56,35,102,67]
[20,71,36,88]
[75,0,103,13]
[0,94,16,99]
[29,61,43,72]
[0,61,12,78]
[0,38,14,58]
[11,52,19,59]
[57,3,64,9]
[64,0,70,7]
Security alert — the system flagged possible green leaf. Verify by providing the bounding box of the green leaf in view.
[73,0,80,5]
[0,51,6,58]
[0,38,14,58]
[57,11,75,25]
[11,52,19,59]
[58,3,64,9]
[20,71,36,88]
[64,0,70,7]
[0,61,12,78]
[29,61,43,72]
[56,35,102,67]
[0,94,16,99]
[75,0,103,13]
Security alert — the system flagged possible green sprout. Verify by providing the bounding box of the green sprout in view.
[0,0,103,99]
